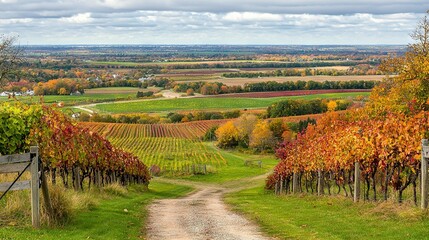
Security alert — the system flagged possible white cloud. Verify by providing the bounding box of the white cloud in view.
[223,12,283,22]
[0,18,32,25]
[60,13,93,24]
[0,2,424,45]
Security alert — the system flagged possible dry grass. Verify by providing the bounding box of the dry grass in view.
[0,190,31,227]
[41,185,73,226]
[184,75,386,86]
[0,181,130,227]
[365,200,428,221]
[101,183,128,197]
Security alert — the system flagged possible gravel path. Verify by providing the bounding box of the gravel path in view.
[146,183,270,240]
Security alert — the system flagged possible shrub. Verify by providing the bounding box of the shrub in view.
[216,121,239,148]
[203,126,219,141]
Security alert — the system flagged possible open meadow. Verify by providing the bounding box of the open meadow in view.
[87,92,369,114]
[184,75,385,86]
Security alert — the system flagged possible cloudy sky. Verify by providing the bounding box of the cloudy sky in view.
[0,0,428,45]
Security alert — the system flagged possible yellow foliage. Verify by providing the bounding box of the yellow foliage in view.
[327,100,338,112]
[249,120,275,151]
[215,121,239,148]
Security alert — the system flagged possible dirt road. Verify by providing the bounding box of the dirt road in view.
[146,179,271,240]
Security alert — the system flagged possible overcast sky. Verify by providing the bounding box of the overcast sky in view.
[1,0,428,45]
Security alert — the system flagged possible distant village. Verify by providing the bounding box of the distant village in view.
[0,90,35,97]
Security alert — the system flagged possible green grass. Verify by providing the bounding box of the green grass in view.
[178,144,278,183]
[225,186,429,240]
[0,87,145,106]
[0,182,192,240]
[92,92,369,114]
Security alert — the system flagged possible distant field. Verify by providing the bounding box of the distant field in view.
[185,75,385,86]
[160,67,360,82]
[212,89,370,98]
[89,60,289,67]
[0,87,147,106]
[90,92,369,114]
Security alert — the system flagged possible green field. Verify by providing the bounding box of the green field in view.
[109,137,227,173]
[0,182,192,240]
[0,87,147,106]
[226,187,429,240]
[90,92,369,114]
[178,147,278,183]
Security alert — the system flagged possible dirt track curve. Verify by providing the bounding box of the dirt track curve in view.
[146,177,271,240]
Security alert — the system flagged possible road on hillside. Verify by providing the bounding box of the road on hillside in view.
[146,179,271,240]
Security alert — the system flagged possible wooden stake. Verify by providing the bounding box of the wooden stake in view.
[293,172,298,194]
[354,162,361,203]
[421,139,429,209]
[30,146,40,228]
[317,169,323,196]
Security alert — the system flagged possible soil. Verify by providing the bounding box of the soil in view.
[146,178,271,240]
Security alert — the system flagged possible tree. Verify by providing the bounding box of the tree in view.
[371,11,429,113]
[249,121,275,151]
[215,121,239,148]
[186,88,195,96]
[234,114,258,147]
[0,35,21,87]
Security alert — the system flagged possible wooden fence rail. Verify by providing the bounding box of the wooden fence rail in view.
[0,146,41,228]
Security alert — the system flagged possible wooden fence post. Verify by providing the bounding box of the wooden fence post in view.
[293,172,298,194]
[30,146,40,228]
[275,182,278,195]
[421,139,429,209]
[317,169,323,196]
[354,161,361,203]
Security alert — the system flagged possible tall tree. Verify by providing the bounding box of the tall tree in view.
[369,11,429,114]
[0,35,21,87]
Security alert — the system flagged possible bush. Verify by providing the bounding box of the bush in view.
[136,91,154,98]
[203,126,219,141]
[0,103,42,155]
[167,112,185,123]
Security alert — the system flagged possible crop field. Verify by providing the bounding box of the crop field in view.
[159,66,360,82]
[90,92,370,114]
[211,89,371,98]
[82,120,227,173]
[185,75,385,86]
[81,120,225,139]
[81,113,326,174]
[110,137,226,173]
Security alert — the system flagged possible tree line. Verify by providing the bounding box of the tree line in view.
[223,65,380,78]
[173,80,377,95]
